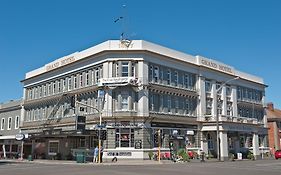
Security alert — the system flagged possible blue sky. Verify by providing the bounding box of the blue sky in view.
[0,0,280,108]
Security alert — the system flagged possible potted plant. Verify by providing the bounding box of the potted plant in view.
[148,151,154,160]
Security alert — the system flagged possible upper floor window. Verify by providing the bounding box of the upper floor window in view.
[58,81,61,93]
[85,72,89,86]
[68,77,72,90]
[74,76,78,89]
[1,118,4,130]
[122,62,129,77]
[184,74,189,88]
[53,82,56,94]
[216,83,222,94]
[174,71,178,86]
[62,79,66,92]
[226,86,231,96]
[167,70,171,85]
[79,74,83,87]
[205,81,212,92]
[154,66,159,83]
[7,117,12,130]
[121,91,129,110]
[132,62,136,77]
[95,68,100,83]
[15,116,19,129]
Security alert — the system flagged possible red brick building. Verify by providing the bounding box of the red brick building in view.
[266,103,281,153]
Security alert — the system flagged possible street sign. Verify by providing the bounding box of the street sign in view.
[96,124,106,128]
[98,90,105,98]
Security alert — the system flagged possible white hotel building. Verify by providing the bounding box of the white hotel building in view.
[20,40,267,160]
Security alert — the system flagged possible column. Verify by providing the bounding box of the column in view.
[211,80,217,120]
[220,131,229,161]
[197,75,206,120]
[138,61,149,116]
[104,89,112,117]
[253,133,261,160]
[222,86,227,116]
[231,86,238,117]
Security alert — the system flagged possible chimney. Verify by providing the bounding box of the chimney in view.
[267,102,274,111]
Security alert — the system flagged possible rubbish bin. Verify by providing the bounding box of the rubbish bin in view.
[76,152,85,163]
[28,155,33,161]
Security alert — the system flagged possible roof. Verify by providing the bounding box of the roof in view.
[22,40,265,85]
[266,107,281,121]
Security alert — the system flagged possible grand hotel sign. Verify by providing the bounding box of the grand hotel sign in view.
[199,56,234,75]
[45,55,76,71]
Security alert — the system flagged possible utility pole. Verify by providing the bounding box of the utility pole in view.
[158,129,161,163]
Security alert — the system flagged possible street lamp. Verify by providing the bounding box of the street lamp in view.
[216,76,239,161]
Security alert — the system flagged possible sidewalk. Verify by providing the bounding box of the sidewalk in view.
[1,157,272,166]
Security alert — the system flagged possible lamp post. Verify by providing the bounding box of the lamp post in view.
[216,76,239,161]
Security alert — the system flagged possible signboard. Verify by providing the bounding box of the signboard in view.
[135,140,142,149]
[15,133,25,141]
[107,152,132,157]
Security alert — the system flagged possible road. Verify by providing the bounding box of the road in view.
[1,159,281,175]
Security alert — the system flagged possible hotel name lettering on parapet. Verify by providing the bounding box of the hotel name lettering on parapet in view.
[46,56,76,71]
[201,59,233,74]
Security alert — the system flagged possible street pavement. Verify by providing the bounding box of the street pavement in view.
[1,158,281,175]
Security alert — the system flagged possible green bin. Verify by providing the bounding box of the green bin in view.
[76,153,85,163]
[28,155,33,161]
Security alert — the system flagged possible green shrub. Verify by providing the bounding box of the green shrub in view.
[148,151,154,160]
[177,149,190,162]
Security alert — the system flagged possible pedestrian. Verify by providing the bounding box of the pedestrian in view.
[93,146,98,163]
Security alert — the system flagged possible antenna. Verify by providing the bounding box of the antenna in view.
[114,4,132,48]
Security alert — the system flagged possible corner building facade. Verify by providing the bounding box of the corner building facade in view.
[21,40,267,160]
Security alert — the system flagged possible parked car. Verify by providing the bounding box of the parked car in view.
[275,150,281,159]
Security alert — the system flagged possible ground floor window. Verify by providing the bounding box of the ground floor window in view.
[48,140,59,155]
[207,133,214,150]
[115,128,134,148]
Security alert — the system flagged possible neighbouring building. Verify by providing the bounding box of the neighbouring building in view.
[0,99,26,158]
[266,102,281,152]
[20,40,268,160]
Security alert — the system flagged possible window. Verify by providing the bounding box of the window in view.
[206,98,212,115]
[167,95,171,113]
[58,81,61,93]
[68,77,72,90]
[167,70,171,85]
[131,62,136,77]
[15,116,19,129]
[226,86,231,96]
[174,71,178,86]
[48,140,59,155]
[62,79,66,92]
[216,83,222,94]
[85,72,89,86]
[1,118,4,130]
[207,134,214,150]
[175,97,179,113]
[184,74,189,88]
[53,82,56,94]
[74,76,77,89]
[43,85,46,97]
[185,99,190,115]
[205,81,211,92]
[95,68,99,83]
[115,128,134,148]
[7,117,12,130]
[121,91,129,111]
[153,66,159,83]
[79,74,83,87]
[122,62,129,77]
